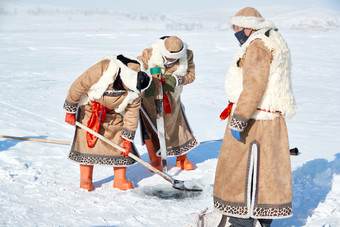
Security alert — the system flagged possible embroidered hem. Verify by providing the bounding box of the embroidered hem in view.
[214,196,292,219]
[165,138,199,157]
[68,150,137,166]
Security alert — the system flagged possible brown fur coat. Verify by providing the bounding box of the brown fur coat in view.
[64,58,141,166]
[214,31,295,219]
[138,47,199,157]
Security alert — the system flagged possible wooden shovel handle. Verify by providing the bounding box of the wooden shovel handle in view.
[0,135,70,145]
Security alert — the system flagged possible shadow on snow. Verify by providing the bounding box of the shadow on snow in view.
[193,140,340,227]
[85,138,339,226]
[275,153,340,227]
[0,135,49,152]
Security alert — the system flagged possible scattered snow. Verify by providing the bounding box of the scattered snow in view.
[0,1,340,226]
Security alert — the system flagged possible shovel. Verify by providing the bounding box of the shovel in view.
[75,121,202,192]
[150,67,168,174]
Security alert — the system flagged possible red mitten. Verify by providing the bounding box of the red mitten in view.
[120,136,132,158]
[65,113,76,125]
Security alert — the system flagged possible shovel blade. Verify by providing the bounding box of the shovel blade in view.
[172,179,203,192]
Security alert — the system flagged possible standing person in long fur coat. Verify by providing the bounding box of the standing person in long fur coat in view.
[137,36,199,171]
[63,54,151,191]
[213,7,297,227]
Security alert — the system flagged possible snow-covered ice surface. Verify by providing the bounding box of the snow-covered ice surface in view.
[1,0,340,226]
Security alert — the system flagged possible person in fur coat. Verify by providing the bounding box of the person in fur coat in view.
[63,54,151,191]
[213,7,296,227]
[137,36,199,171]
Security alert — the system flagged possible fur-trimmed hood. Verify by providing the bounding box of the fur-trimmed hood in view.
[230,7,275,30]
[115,54,152,94]
[78,54,151,114]
[147,38,188,77]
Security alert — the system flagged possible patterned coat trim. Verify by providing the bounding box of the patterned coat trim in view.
[229,114,249,132]
[252,203,292,218]
[103,90,126,97]
[213,197,292,219]
[121,127,135,142]
[214,196,248,216]
[157,138,199,157]
[63,99,78,114]
[176,75,185,85]
[68,150,137,166]
[214,140,292,219]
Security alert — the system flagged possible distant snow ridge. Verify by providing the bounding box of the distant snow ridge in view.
[0,4,169,22]
[0,4,339,31]
[272,7,340,31]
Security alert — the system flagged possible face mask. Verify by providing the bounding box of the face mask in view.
[234,28,249,45]
[163,56,178,67]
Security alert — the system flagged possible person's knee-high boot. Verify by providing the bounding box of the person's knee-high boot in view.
[113,167,133,190]
[80,164,94,191]
[145,139,162,172]
[176,153,195,170]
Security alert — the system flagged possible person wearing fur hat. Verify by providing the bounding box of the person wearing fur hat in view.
[213,7,296,227]
[137,36,199,171]
[63,54,151,191]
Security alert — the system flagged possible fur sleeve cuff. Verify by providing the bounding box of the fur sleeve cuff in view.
[229,114,248,132]
[63,99,78,114]
[121,128,136,142]
[174,75,185,85]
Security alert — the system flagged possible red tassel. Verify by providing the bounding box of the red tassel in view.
[220,102,234,120]
[160,77,171,115]
[86,102,107,148]
[163,92,171,115]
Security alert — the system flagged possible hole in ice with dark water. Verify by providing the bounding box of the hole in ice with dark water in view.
[142,185,202,199]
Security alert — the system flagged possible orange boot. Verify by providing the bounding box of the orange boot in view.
[80,164,94,191]
[145,139,162,172]
[113,167,133,190]
[176,154,195,170]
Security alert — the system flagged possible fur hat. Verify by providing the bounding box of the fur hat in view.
[159,36,187,59]
[230,7,275,30]
[116,54,152,93]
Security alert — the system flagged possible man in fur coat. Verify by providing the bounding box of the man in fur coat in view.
[137,36,199,171]
[63,54,151,191]
[213,7,296,227]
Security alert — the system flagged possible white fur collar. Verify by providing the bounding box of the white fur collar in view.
[148,40,188,77]
[146,40,188,100]
[114,91,140,114]
[225,29,296,120]
[230,16,275,30]
[159,39,187,59]
[78,56,141,113]
[78,56,118,106]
